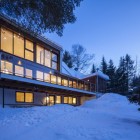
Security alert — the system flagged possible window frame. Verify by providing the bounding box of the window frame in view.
[16,91,34,103]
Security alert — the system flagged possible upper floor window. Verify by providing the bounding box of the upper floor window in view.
[36,45,44,65]
[1,28,13,54]
[36,45,58,70]
[25,40,34,61]
[51,53,57,70]
[14,33,24,58]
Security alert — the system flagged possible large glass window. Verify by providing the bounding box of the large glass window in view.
[51,75,56,84]
[1,28,13,54]
[57,77,61,85]
[45,50,51,67]
[16,92,33,103]
[56,96,61,104]
[62,79,68,86]
[14,33,24,58]
[25,40,34,61]
[16,92,24,102]
[51,53,58,70]
[25,68,32,79]
[1,60,13,74]
[36,45,44,65]
[73,81,77,88]
[73,97,77,104]
[15,65,24,77]
[68,97,73,104]
[64,97,68,104]
[44,73,50,82]
[69,80,73,87]
[25,93,33,103]
[36,71,43,81]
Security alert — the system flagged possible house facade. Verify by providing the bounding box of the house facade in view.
[0,15,99,107]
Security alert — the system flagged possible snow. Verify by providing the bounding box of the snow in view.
[0,93,140,140]
[82,70,110,80]
[62,62,109,80]
[62,62,85,79]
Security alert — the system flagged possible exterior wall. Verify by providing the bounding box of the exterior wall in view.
[80,95,96,105]
[83,76,107,93]
[0,87,96,107]
[0,88,46,107]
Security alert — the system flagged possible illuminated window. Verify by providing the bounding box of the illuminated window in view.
[36,45,44,65]
[16,92,24,102]
[14,33,24,58]
[25,40,34,61]
[64,97,68,104]
[68,97,73,104]
[85,83,89,91]
[49,96,55,106]
[36,71,43,81]
[44,73,50,82]
[25,93,33,103]
[25,40,33,51]
[56,96,61,104]
[1,60,13,74]
[1,28,13,54]
[62,79,68,86]
[73,97,77,104]
[15,65,24,77]
[57,77,61,85]
[16,92,33,103]
[51,75,56,84]
[73,81,77,88]
[69,80,73,87]
[45,50,51,67]
[25,68,32,78]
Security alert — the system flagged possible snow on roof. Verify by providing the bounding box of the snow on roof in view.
[62,62,85,79]
[62,62,109,80]
[82,71,110,80]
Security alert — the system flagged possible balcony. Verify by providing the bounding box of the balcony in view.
[0,51,96,95]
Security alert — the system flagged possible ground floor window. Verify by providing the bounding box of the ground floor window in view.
[56,96,61,104]
[16,92,33,103]
[63,96,77,104]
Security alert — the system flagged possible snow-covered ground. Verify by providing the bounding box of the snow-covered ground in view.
[0,93,140,140]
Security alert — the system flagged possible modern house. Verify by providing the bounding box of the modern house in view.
[0,15,109,107]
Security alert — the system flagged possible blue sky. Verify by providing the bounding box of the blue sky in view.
[46,0,140,68]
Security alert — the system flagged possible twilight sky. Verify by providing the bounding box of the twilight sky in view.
[46,0,140,68]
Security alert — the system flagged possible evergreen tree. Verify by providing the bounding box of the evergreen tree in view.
[115,54,135,94]
[91,63,96,73]
[100,56,107,74]
[63,50,73,68]
[106,59,116,92]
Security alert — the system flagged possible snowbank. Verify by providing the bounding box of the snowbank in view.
[0,93,140,140]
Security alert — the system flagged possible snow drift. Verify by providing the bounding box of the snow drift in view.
[0,93,140,140]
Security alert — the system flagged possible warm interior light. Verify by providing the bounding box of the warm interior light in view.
[18,60,22,65]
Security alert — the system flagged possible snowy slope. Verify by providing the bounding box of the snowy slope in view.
[0,93,140,140]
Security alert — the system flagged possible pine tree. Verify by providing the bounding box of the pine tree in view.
[63,50,73,68]
[91,63,96,73]
[100,56,107,74]
[106,59,116,92]
[115,55,135,94]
